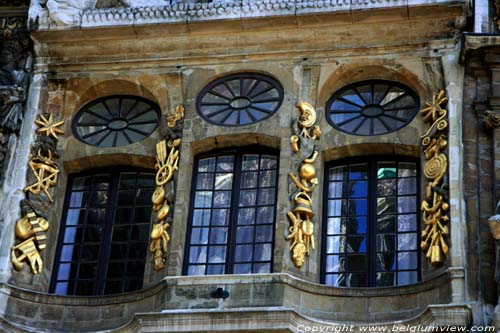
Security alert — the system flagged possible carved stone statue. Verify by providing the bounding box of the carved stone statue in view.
[488,201,500,288]
[46,0,97,26]
[0,46,28,133]
[488,201,500,327]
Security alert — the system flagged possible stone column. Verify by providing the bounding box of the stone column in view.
[0,73,45,284]
[442,48,467,304]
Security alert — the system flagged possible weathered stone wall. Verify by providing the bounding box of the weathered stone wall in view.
[0,0,476,331]
[462,39,500,326]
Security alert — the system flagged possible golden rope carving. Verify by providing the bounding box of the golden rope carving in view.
[149,105,184,271]
[287,102,321,268]
[420,90,449,266]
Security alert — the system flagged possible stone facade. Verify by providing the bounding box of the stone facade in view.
[0,0,496,332]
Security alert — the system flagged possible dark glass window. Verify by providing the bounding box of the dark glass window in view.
[326,80,419,136]
[51,169,155,295]
[184,149,278,275]
[322,158,419,287]
[196,73,283,126]
[73,95,160,147]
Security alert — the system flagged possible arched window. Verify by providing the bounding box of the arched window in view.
[72,95,160,147]
[184,148,279,275]
[196,73,284,126]
[321,157,420,287]
[50,168,155,295]
[326,80,419,136]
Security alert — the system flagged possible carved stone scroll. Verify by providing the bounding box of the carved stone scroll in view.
[287,101,321,268]
[420,90,450,266]
[149,105,184,271]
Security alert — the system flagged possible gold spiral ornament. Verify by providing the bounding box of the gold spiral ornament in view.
[437,119,448,131]
[423,154,447,181]
[421,136,431,147]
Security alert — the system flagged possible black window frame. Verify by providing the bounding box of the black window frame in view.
[50,167,155,296]
[183,147,279,275]
[321,156,421,288]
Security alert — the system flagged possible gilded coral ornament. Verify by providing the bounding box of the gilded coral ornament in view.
[420,90,449,266]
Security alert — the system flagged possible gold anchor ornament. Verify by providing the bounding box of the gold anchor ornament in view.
[287,102,321,268]
[419,90,450,266]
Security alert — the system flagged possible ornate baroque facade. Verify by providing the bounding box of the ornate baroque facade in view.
[2,0,500,332]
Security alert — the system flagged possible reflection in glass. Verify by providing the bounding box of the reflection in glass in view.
[325,160,419,287]
[187,151,278,275]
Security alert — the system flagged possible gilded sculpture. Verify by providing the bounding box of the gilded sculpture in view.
[149,105,184,271]
[11,200,49,274]
[24,149,60,202]
[419,90,449,266]
[35,113,65,140]
[13,111,63,274]
[287,102,321,268]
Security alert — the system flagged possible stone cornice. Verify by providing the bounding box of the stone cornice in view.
[30,0,466,31]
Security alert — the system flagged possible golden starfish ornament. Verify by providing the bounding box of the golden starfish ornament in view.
[420,90,448,124]
[35,113,65,140]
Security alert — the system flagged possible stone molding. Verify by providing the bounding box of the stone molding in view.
[30,0,462,30]
[0,270,454,332]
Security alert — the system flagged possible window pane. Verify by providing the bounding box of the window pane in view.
[52,171,152,296]
[194,191,213,208]
[376,272,395,287]
[349,164,368,180]
[350,181,368,198]
[213,191,231,208]
[397,178,417,195]
[187,151,277,276]
[398,252,418,270]
[198,158,215,172]
[236,226,254,243]
[376,253,396,271]
[398,214,417,232]
[259,170,276,188]
[397,271,418,285]
[191,228,209,245]
[398,162,417,177]
[212,209,230,226]
[215,173,232,190]
[323,159,419,287]
[256,207,273,224]
[241,172,258,189]
[345,254,366,272]
[327,217,344,235]
[208,246,226,264]
[196,173,214,190]
[398,196,416,213]
[329,166,347,181]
